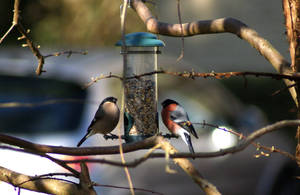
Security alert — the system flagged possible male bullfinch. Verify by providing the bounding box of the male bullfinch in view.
[161,99,198,154]
[77,96,120,147]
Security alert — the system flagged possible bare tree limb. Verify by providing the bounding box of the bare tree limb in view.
[0,133,157,155]
[131,0,297,105]
[93,182,164,195]
[84,69,300,89]
[0,0,19,44]
[0,120,298,193]
[1,120,297,169]
[0,0,87,75]
[131,0,291,73]
[78,163,97,194]
[0,166,84,195]
[0,145,80,176]
[1,120,299,159]
[282,0,300,166]
[44,50,88,58]
[176,0,184,62]
[156,137,221,195]
[61,120,298,170]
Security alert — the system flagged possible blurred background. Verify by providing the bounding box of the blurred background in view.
[0,0,299,194]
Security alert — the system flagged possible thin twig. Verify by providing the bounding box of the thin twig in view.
[84,73,122,89]
[84,69,300,88]
[117,51,135,195]
[1,0,87,76]
[43,50,88,58]
[0,24,15,44]
[0,145,80,176]
[193,121,296,160]
[0,0,19,44]
[41,153,80,176]
[176,0,184,62]
[272,83,297,96]
[93,182,164,195]
[16,23,45,75]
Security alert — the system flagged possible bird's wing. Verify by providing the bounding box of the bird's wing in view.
[87,106,105,129]
[177,128,195,155]
[170,106,198,139]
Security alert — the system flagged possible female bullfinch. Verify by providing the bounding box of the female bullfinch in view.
[161,99,198,154]
[77,96,120,147]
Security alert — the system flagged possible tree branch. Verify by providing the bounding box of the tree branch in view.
[1,120,298,159]
[78,163,96,194]
[282,0,300,166]
[85,69,300,88]
[0,120,298,194]
[1,120,296,172]
[0,133,157,156]
[156,137,221,195]
[131,0,297,105]
[0,0,87,76]
[0,166,84,195]
[93,182,164,195]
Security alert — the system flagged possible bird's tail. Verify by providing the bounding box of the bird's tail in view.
[184,132,195,154]
[77,130,92,147]
[178,128,195,155]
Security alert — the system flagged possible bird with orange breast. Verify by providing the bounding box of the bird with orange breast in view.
[161,99,198,154]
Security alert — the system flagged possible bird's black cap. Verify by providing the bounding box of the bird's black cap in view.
[102,96,118,104]
[161,99,179,108]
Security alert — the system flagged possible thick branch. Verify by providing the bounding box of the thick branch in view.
[283,0,300,166]
[0,166,84,195]
[62,120,299,168]
[0,133,156,155]
[156,137,221,195]
[0,120,299,159]
[78,163,96,194]
[132,0,290,73]
[132,0,297,105]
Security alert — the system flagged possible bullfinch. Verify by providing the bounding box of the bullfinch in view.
[161,99,198,154]
[77,96,120,147]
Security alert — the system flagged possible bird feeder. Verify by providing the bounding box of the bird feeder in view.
[116,32,165,143]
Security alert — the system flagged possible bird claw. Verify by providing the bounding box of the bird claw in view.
[163,133,179,139]
[103,133,120,140]
[103,134,110,140]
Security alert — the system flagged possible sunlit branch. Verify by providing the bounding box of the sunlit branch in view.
[0,120,298,159]
[0,166,82,195]
[131,0,297,105]
[85,69,300,88]
[52,120,299,168]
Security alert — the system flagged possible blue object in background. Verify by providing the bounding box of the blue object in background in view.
[115,32,165,47]
[0,75,87,134]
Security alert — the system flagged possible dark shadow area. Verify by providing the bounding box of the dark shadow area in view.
[0,75,87,134]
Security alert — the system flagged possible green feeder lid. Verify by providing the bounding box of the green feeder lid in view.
[115,32,165,47]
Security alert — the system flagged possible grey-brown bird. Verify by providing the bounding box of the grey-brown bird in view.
[77,96,120,147]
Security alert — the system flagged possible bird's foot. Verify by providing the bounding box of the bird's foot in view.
[103,133,120,140]
[163,133,179,139]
